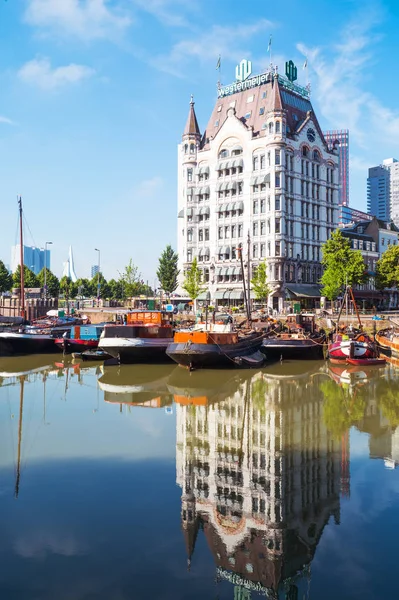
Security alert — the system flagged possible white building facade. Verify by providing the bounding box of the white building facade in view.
[177,61,339,311]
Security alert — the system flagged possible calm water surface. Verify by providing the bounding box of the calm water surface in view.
[1,355,399,600]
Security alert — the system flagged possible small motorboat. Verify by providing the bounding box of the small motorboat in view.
[166,313,265,370]
[72,349,113,362]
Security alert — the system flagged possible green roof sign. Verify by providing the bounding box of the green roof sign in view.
[285,60,298,82]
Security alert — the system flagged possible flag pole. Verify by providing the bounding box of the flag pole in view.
[267,35,272,70]
[216,54,221,89]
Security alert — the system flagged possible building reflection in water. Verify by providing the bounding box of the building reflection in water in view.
[175,366,346,599]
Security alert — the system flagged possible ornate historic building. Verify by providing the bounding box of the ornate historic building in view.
[177,60,340,311]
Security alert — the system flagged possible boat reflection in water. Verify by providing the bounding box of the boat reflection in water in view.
[175,361,346,598]
[98,364,176,409]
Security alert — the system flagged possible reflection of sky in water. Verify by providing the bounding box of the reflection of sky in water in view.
[0,361,399,599]
[0,366,176,469]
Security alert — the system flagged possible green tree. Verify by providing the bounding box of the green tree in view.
[375,244,399,290]
[13,265,39,288]
[108,278,124,300]
[74,278,92,298]
[88,272,110,298]
[157,245,179,297]
[37,268,60,298]
[59,276,78,301]
[182,258,206,309]
[250,260,271,304]
[0,260,12,293]
[119,259,142,298]
[320,230,367,300]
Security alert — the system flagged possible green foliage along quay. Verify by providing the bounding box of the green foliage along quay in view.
[250,260,271,303]
[321,230,368,300]
[157,245,179,298]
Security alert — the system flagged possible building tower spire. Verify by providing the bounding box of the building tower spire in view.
[183,95,201,140]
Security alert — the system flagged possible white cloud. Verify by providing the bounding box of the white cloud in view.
[18,57,95,90]
[132,0,198,27]
[135,176,164,197]
[296,9,399,150]
[14,531,88,558]
[0,116,15,125]
[24,0,132,41]
[151,19,275,78]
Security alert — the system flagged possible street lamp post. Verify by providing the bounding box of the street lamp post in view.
[44,241,53,299]
[94,248,100,305]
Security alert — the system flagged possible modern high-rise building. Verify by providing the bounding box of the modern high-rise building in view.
[91,264,99,278]
[176,368,345,596]
[10,245,50,275]
[323,129,349,206]
[367,158,399,224]
[177,60,340,311]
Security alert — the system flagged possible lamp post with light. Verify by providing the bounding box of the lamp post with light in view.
[44,241,53,299]
[94,248,100,305]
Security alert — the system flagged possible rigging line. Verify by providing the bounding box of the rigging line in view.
[22,211,37,249]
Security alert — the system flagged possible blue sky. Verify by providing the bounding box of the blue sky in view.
[1,0,399,281]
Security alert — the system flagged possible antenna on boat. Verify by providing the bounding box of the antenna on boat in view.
[18,196,25,320]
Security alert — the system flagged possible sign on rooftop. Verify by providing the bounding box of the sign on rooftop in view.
[217,58,309,99]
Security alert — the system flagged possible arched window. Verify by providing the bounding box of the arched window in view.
[231,146,243,156]
[187,229,193,242]
[218,148,229,159]
[275,121,280,133]
[269,122,274,134]
[313,149,320,161]
[190,143,195,154]
[302,146,309,157]
[187,249,192,262]
[184,144,188,153]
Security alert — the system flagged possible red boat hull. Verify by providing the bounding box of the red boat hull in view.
[346,358,386,366]
[54,338,99,353]
[328,334,379,362]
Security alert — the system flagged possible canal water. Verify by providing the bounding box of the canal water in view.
[1,356,398,600]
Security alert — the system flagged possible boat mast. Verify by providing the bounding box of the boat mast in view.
[18,196,25,319]
[348,286,362,330]
[14,377,25,499]
[237,244,250,325]
[247,231,252,324]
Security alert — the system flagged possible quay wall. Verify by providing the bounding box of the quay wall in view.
[0,297,58,321]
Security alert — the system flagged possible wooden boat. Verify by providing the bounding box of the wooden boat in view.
[261,313,326,360]
[166,315,265,370]
[54,323,108,353]
[375,327,399,357]
[98,310,175,364]
[327,286,385,366]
